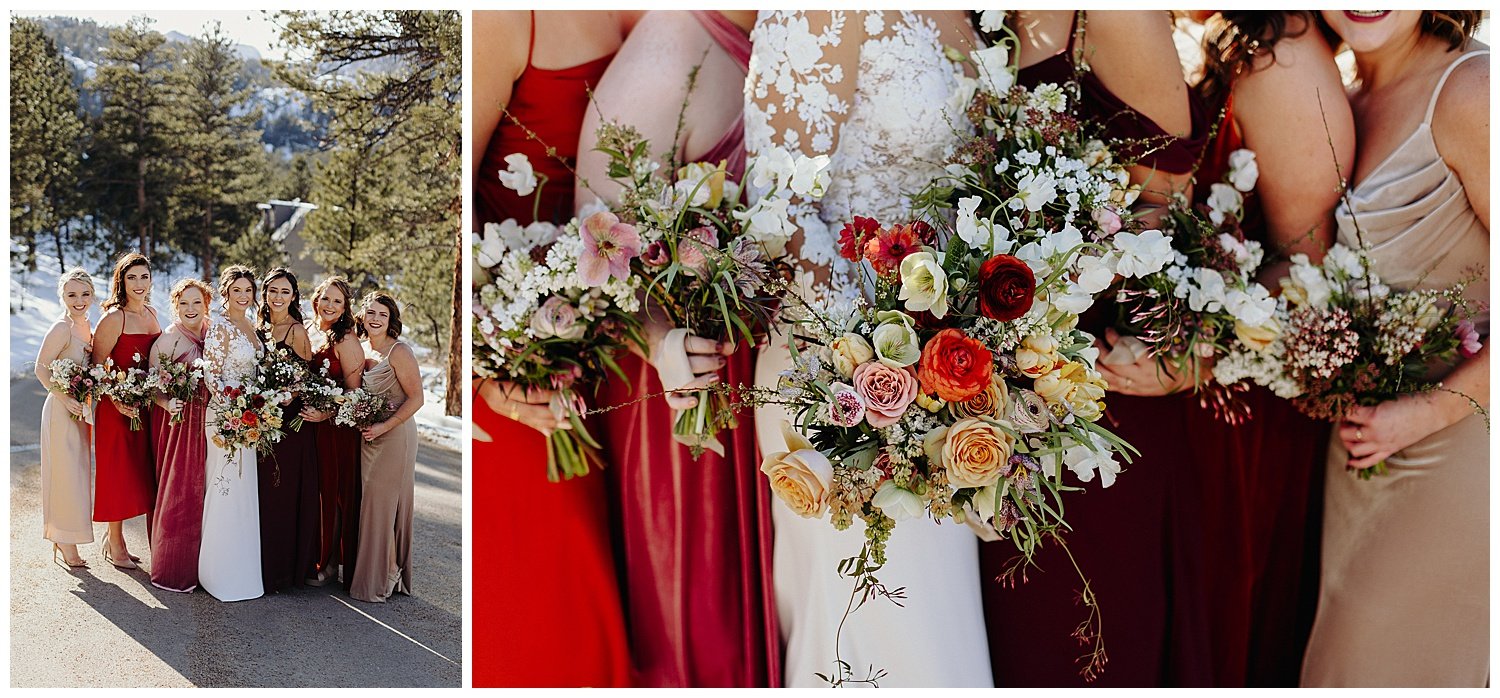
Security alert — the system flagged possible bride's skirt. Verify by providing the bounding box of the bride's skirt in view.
[755,327,994,688]
[200,429,264,602]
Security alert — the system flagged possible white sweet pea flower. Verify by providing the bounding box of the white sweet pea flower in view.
[498,153,538,196]
[1075,253,1118,294]
[970,44,1015,96]
[1053,283,1095,314]
[1227,148,1259,192]
[955,195,1012,253]
[1206,183,1243,226]
[1225,284,1276,327]
[1015,170,1059,212]
[1112,229,1174,278]
[734,197,794,258]
[898,250,950,318]
[750,147,796,194]
[1188,267,1227,313]
[788,154,832,198]
[1064,433,1120,487]
[978,9,1006,33]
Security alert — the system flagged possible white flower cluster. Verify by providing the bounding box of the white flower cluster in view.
[735,146,833,258]
[1373,289,1446,366]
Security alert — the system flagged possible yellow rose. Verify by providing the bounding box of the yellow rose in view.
[212,435,227,449]
[951,375,1010,420]
[942,417,1017,488]
[246,429,261,443]
[760,422,834,518]
[829,333,876,378]
[1234,318,1281,352]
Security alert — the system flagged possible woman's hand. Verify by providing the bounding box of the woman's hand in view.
[361,419,394,442]
[164,398,183,416]
[1094,329,1202,396]
[60,395,86,418]
[111,398,139,420]
[476,379,570,437]
[647,323,733,410]
[1338,394,1450,471]
[300,407,332,423]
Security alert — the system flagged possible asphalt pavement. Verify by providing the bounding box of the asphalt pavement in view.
[9,378,463,687]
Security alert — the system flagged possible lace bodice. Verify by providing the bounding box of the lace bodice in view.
[746,10,975,305]
[204,314,261,388]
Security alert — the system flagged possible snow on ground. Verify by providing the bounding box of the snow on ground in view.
[10,252,462,449]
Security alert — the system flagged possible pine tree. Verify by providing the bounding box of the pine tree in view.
[10,17,84,271]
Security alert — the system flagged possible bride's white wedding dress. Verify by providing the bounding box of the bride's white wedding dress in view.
[746,10,993,688]
[199,314,264,602]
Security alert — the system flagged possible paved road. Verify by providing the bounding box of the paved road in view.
[9,378,462,687]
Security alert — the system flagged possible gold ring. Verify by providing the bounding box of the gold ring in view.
[509,405,520,421]
[1355,428,1364,441]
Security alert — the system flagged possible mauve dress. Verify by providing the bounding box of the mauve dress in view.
[590,12,778,688]
[313,339,362,589]
[258,331,321,592]
[94,329,159,522]
[148,326,208,592]
[1187,91,1329,686]
[41,332,94,546]
[472,12,632,686]
[979,11,1213,687]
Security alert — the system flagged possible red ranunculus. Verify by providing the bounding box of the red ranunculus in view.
[917,328,994,402]
[241,411,259,427]
[864,223,922,276]
[251,394,266,409]
[837,215,881,263]
[975,254,1036,322]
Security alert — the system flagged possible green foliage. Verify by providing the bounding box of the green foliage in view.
[10,17,84,271]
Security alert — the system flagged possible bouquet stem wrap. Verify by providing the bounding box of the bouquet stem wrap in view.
[654,327,726,457]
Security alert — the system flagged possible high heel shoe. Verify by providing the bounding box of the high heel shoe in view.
[100,539,137,570]
[52,543,87,569]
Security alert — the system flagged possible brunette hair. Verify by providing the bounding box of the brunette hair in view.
[102,252,151,312]
[1421,11,1483,50]
[169,278,214,320]
[356,291,403,340]
[217,265,258,313]
[258,267,305,328]
[1197,12,1339,108]
[56,267,95,320]
[310,275,356,344]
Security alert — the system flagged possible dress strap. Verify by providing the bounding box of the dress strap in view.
[526,10,537,69]
[1424,49,1488,124]
[1065,10,1082,52]
[691,11,751,71]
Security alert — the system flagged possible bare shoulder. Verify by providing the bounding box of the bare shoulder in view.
[96,309,124,332]
[1434,50,1490,128]
[390,341,420,365]
[43,320,71,343]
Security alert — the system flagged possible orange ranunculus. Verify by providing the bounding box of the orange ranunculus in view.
[917,328,994,402]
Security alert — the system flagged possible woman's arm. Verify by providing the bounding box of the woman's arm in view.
[36,322,88,417]
[91,310,122,366]
[335,335,365,390]
[472,11,528,180]
[363,344,425,441]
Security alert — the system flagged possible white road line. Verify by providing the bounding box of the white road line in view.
[11,443,40,453]
[329,595,460,667]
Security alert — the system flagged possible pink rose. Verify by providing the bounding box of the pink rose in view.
[1092,207,1122,237]
[853,362,919,427]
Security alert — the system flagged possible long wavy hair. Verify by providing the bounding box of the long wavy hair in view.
[216,265,258,317]
[258,267,305,331]
[310,275,356,346]
[1197,11,1336,109]
[356,291,403,341]
[56,267,96,321]
[102,252,150,312]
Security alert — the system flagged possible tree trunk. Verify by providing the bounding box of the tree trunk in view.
[137,157,149,255]
[444,222,463,417]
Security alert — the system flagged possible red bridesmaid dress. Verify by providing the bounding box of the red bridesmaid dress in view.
[313,341,363,590]
[472,11,631,688]
[590,12,778,688]
[94,330,160,522]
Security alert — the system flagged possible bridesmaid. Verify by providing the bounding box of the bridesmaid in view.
[257,268,319,592]
[1190,11,1353,685]
[982,10,1210,687]
[35,268,98,568]
[148,279,213,592]
[349,292,422,603]
[91,252,161,569]
[574,10,777,688]
[1301,10,1488,687]
[303,275,364,588]
[471,9,636,687]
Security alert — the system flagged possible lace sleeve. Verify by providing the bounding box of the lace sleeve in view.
[203,321,231,389]
[746,11,863,303]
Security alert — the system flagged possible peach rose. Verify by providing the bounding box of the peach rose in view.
[853,362,919,427]
[951,374,1010,420]
[941,417,1017,488]
[761,421,835,518]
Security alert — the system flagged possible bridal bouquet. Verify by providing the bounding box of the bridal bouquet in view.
[334,387,390,431]
[208,379,288,460]
[48,358,100,422]
[149,354,206,426]
[584,121,820,456]
[473,212,645,480]
[1214,243,1483,476]
[1107,149,1278,422]
[98,355,155,431]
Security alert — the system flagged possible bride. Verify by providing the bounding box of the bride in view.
[746,10,993,687]
[199,265,265,602]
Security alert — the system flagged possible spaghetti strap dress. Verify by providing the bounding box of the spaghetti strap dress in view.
[148,325,208,592]
[94,329,160,522]
[41,331,95,546]
[312,340,362,588]
[1300,50,1489,688]
[471,11,632,687]
[259,328,321,592]
[350,343,418,603]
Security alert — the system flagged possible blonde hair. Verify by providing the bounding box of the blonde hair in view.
[56,267,96,321]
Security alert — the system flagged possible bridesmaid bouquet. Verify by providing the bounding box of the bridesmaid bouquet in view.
[98,355,155,431]
[296,359,347,432]
[334,387,390,431]
[473,212,645,480]
[257,346,319,431]
[1107,149,1278,422]
[585,120,822,456]
[208,380,288,461]
[148,354,206,426]
[1213,243,1483,477]
[47,358,100,422]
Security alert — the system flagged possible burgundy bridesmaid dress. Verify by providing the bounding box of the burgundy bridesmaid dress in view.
[591,11,778,688]
[259,332,322,592]
[94,330,160,523]
[313,342,362,589]
[149,328,207,592]
[1186,92,1329,686]
[472,11,632,687]
[979,11,1216,687]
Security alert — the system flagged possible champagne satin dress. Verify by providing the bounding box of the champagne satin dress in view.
[41,332,94,546]
[350,343,418,603]
[1301,50,1489,688]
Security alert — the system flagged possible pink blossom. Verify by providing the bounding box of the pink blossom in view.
[677,226,720,276]
[828,383,867,427]
[579,211,642,286]
[853,362,919,427]
[1092,207,1122,237]
[1456,319,1483,358]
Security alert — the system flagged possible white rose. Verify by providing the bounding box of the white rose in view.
[1112,229,1174,278]
[898,250,950,318]
[1227,148,1259,192]
[761,421,835,518]
[872,480,926,520]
